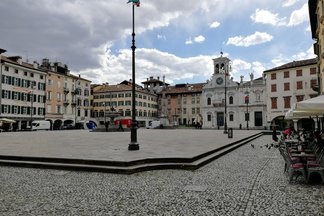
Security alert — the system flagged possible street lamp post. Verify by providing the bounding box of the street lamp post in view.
[30,82,34,130]
[128,1,139,150]
[224,68,227,134]
[104,101,107,124]
[245,90,249,130]
[74,86,77,128]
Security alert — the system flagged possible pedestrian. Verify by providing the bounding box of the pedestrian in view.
[272,126,278,142]
[105,121,109,132]
[118,121,124,131]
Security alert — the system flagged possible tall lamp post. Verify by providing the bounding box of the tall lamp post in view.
[221,59,231,134]
[245,90,249,130]
[223,67,227,134]
[30,82,34,130]
[128,0,140,150]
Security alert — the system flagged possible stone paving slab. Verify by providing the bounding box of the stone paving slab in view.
[0,129,263,162]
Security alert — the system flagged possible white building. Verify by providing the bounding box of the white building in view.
[0,50,47,131]
[263,58,318,130]
[202,55,267,130]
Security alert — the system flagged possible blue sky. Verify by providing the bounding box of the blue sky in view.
[0,0,315,85]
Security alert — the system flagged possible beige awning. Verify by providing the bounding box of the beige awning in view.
[0,118,16,123]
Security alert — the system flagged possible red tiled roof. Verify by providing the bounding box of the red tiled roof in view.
[69,74,92,82]
[1,56,45,72]
[159,83,205,95]
[264,58,317,73]
[93,84,155,95]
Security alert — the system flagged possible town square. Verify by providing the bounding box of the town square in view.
[1,0,324,215]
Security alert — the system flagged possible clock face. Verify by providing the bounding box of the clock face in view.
[216,77,223,85]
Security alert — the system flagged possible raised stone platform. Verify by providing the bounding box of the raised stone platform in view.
[0,129,265,174]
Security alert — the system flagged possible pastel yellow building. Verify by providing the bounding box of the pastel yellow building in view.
[91,81,158,128]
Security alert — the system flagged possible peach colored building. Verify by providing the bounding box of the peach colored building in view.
[158,83,203,126]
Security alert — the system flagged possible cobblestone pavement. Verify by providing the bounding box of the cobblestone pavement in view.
[0,135,323,216]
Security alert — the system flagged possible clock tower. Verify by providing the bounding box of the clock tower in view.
[213,52,231,75]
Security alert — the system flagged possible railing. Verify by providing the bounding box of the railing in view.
[63,87,70,94]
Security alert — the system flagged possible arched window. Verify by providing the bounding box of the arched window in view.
[207,97,211,105]
[229,96,234,104]
[215,64,219,73]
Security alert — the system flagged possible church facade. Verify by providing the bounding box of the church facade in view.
[201,55,267,130]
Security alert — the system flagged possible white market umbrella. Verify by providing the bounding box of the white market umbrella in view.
[294,95,324,113]
[0,118,16,123]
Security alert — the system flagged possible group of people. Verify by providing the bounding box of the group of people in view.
[272,124,324,145]
[272,124,296,142]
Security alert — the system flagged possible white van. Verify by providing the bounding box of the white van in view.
[31,120,51,131]
[147,120,163,129]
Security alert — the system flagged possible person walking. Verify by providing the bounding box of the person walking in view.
[272,127,278,142]
[118,121,124,131]
[105,121,109,132]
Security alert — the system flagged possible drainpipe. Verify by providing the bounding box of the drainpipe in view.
[317,56,321,95]
[0,58,2,117]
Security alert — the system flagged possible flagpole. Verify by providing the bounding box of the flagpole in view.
[129,2,139,150]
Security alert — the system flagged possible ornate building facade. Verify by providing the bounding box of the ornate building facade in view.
[202,55,267,129]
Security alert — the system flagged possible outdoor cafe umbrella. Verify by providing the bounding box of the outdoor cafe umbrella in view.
[0,118,16,123]
[285,108,323,119]
[294,95,324,113]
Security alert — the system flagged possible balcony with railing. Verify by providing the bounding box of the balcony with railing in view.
[71,100,77,106]
[63,87,70,94]
[63,99,70,106]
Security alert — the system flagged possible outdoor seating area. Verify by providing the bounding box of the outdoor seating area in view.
[278,131,324,184]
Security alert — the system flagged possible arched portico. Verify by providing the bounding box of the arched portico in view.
[53,119,63,130]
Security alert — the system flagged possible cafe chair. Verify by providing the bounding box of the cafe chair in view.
[307,166,324,184]
[281,147,307,182]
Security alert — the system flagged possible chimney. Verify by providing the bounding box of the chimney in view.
[163,75,166,88]
[33,61,39,69]
[157,76,160,80]
[240,75,244,84]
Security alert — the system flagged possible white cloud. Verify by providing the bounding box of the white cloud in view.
[80,46,214,85]
[287,3,309,26]
[231,59,252,77]
[209,21,220,28]
[282,0,299,7]
[185,39,193,45]
[226,32,273,47]
[194,35,205,43]
[0,0,313,85]
[292,46,317,60]
[251,9,286,26]
[185,35,205,44]
[268,46,316,71]
[251,61,265,78]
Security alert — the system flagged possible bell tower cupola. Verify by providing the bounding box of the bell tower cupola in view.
[212,51,231,75]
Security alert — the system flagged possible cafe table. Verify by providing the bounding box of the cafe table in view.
[290,152,316,164]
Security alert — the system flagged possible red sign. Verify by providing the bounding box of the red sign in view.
[245,95,249,104]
